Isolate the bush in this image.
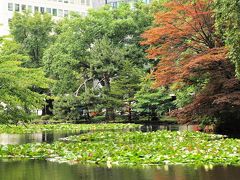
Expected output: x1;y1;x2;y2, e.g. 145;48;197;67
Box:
53;95;85;121
91;116;106;123
40;115;52;121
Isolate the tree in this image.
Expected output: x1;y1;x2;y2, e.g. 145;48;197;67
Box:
53;95;85;122
141;0;240;130
43;3;153;121
134;78;175;121
0;39;50;123
111;61;143;121
214;0;240;77
89;37;126;121
9;12;54;67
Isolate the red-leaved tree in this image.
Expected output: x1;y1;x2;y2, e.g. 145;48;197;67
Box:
141;0;240;132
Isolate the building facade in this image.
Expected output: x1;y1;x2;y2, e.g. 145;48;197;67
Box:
0;0;104;36
0;0;151;36
106;0;151;9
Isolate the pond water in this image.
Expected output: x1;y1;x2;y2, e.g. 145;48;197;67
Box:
0;124;200;145
0;159;239;180
0;130;86;145
0;125;239;180
140;124;197;132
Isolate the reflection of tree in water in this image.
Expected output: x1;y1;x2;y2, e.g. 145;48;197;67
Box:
0;160;240;180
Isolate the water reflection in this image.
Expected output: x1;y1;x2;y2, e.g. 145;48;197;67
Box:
0;128;139;145
0;125;208;145
140;124;199;132
0;131;84;145
0;159;239;180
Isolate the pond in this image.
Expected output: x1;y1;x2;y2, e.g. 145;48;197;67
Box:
0;130;85;145
0;124;202;145
0;124;239;180
0;159;239;180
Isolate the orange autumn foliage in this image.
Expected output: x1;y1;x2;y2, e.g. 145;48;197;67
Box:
141;0;240;125
141;0;225;86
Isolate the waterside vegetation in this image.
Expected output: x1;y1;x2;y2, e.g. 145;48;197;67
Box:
0;123;140;134
0;130;239;167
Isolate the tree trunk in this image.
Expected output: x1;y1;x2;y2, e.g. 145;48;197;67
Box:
128;101;132;122
85;107;91;122
104;74;115;122
42;99;53;116
150;106;159;121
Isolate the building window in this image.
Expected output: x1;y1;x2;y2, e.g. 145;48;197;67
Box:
34;6;39;12
21;4;26;11
64;10;69;17
15;4;20;11
143;0;149;4
64;0;69;3
28;5;32;13
40;7;45;13
8;3;13;11
69;0;74;3
110;2;118;8
46;8;52;14
58;0;63;2
81;0;85;5
52;9;57;16
86;0;90;6
58;9;63;17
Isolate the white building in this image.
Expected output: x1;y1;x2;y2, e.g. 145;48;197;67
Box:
106;0;151;9
0;0;105;36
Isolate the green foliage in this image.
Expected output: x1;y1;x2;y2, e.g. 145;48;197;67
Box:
110;61;143;115
85;3;152;44
1;129;239;166
172;86;195;108
111;61;143;101
199;116;218;129
149;0;170;13
43;4;153;120
134;78;175;119
9;12;54;67
91;116;106;123
0;123;140;134
214;0;240;77
88;37;126;118
43;43;80;94
53;95;85;121
90;37;125;84
0;39;50;123
172;79;207;109
43;3;152;93
40;115;52;121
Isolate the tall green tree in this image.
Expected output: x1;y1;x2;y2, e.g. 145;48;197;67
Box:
9;12;54;67
0;39;50;123
89;37;125;121
44;3;152;91
111;61;143;121
215;0;240;77
134;78;175;121
43;3;153;121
